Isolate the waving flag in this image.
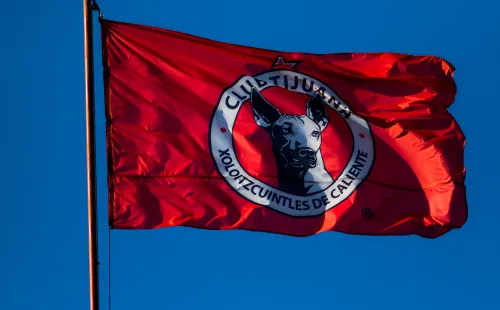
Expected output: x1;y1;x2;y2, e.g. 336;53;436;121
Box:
101;19;467;238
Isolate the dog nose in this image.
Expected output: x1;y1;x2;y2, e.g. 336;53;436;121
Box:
299;148;315;158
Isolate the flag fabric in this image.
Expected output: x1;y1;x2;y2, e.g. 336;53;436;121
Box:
101;19;467;238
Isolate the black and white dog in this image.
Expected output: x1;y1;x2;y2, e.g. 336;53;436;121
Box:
250;88;334;195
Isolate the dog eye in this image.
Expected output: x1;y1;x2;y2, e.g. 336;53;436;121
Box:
311;131;320;138
283;124;293;134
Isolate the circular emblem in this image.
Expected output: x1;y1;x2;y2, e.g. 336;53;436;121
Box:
209;59;374;217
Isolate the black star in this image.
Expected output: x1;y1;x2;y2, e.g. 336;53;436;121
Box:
272;56;301;68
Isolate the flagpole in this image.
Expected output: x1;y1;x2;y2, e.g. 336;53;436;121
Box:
84;0;100;309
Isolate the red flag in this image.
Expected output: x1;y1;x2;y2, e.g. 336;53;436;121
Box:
101;19;467;238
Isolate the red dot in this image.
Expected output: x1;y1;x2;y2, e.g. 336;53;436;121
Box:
359;133;365;138
220;128;227;133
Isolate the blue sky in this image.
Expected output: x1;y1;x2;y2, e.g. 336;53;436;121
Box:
2;0;499;309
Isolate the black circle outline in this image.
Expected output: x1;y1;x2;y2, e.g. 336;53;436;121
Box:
362;208;374;219
208;68;376;218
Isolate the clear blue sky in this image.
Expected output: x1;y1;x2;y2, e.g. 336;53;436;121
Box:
2;0;499;309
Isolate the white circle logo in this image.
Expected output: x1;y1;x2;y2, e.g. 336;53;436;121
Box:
210;59;374;217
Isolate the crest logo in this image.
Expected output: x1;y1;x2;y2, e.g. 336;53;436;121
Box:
209;56;375;217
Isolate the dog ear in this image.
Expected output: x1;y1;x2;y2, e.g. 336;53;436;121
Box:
250;88;281;128
306;93;329;131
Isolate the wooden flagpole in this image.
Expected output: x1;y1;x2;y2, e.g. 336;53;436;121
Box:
84;0;101;309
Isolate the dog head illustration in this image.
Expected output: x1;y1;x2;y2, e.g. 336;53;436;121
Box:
250;88;329;173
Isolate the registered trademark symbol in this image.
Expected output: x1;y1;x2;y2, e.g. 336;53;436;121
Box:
362;208;373;219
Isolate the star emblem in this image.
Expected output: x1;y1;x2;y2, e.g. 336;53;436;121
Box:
272;56;301;68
